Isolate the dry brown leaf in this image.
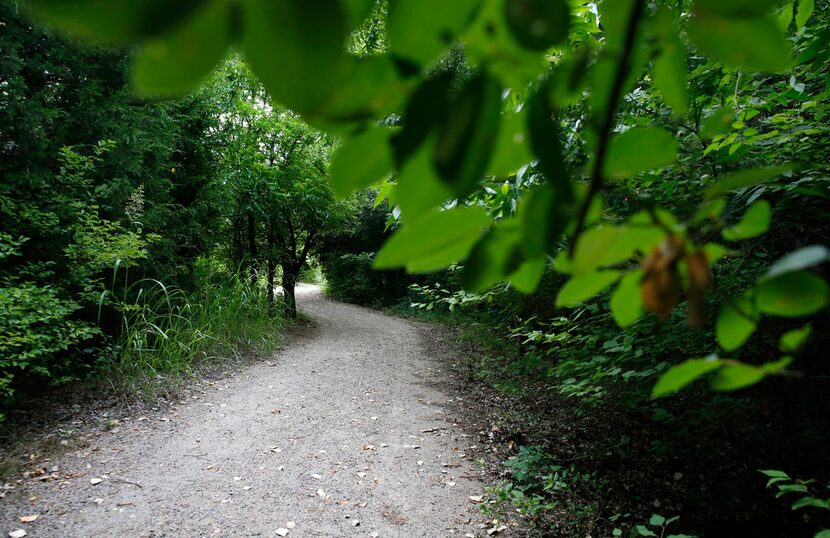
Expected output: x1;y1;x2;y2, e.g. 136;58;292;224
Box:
685;249;710;327
641;235;685;318
19;515;38;523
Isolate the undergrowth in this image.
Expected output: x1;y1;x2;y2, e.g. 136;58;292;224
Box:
101;262;285;395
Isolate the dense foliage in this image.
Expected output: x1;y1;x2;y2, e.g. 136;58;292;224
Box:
5;0;830;535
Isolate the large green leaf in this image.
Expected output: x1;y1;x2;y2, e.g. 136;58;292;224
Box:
374;206;491;272
706;164;793;197
555;270;621;308
329;128;395;198
241;0;350;116
503;0;570;51
652;358;722;398
28;0;208;43
610;270;644;328
518;185;572;258
650;7;688;115
756;271;829;317
716;298;758;351
395;137;453;220
462;221;524;292
507;256;546;293
570;224;663;276
319;56;408;126
133;0;231;97
391;73;454;167
603;127;678;179
387;0;481;67
688;10;792;72
434;73;502;196
487;109;534;177
710;362;765;391
722;200;771;241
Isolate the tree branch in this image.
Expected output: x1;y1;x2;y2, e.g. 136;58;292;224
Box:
569;0;646;255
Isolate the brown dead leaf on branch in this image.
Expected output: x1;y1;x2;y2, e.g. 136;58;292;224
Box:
641;235;710;326
686;248;710;327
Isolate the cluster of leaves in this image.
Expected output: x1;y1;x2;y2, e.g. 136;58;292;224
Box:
1;3;222;407
761;469;830;538
0;143;151;405
26;0;830;402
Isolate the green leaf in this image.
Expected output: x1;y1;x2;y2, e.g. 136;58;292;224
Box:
434;73;502;197
759;469;790;479
722;200;771;241
241;0;350;116
649;514;666;527
702;243;729;265
691;199;726;224
555;270;621;308
779;325;812;353
706;164;794;197
462;221;524;292
611;271;644;328
374;206;491;272
636;526;658;537
319;56;408;126
701;108;735;139
395;137;453;220
391;73;454;167
329;128;395;198
776;3;794;32
652;358;722;398
762;357;792;374
814;529;830;538
792;497;830;511
507;256;546;294
518;185;573;258
387;0;480;66
757;271;829;317
651;7;689;114
716;297;758;351
795;0;814;30
688;10;792;72
570;225;663;276
132;0;230;97
28;0;208;43
504;0;570;51
711;361;765;391
487;110;534;176
764;246;830;280
604;127;678;179
342;0;376;28
527;84;572;197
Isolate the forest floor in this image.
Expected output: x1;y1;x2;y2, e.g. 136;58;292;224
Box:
0;287;508;537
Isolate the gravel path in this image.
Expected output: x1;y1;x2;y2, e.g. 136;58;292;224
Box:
1;287;489;537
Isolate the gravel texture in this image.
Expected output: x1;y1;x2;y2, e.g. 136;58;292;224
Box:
1;286;489;537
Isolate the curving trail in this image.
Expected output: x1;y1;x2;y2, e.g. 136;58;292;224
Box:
1;287;488;537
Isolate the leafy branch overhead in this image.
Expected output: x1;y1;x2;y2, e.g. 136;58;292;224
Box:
26;0;830;397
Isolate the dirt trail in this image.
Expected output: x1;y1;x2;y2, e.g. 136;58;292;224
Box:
1;287;490;537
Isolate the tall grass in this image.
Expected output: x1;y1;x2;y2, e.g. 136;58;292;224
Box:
102;268;283;392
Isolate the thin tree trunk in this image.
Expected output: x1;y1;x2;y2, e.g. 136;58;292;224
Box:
281;268;297;320
247;212;257;286
267;223;275;304
235;213;244;274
